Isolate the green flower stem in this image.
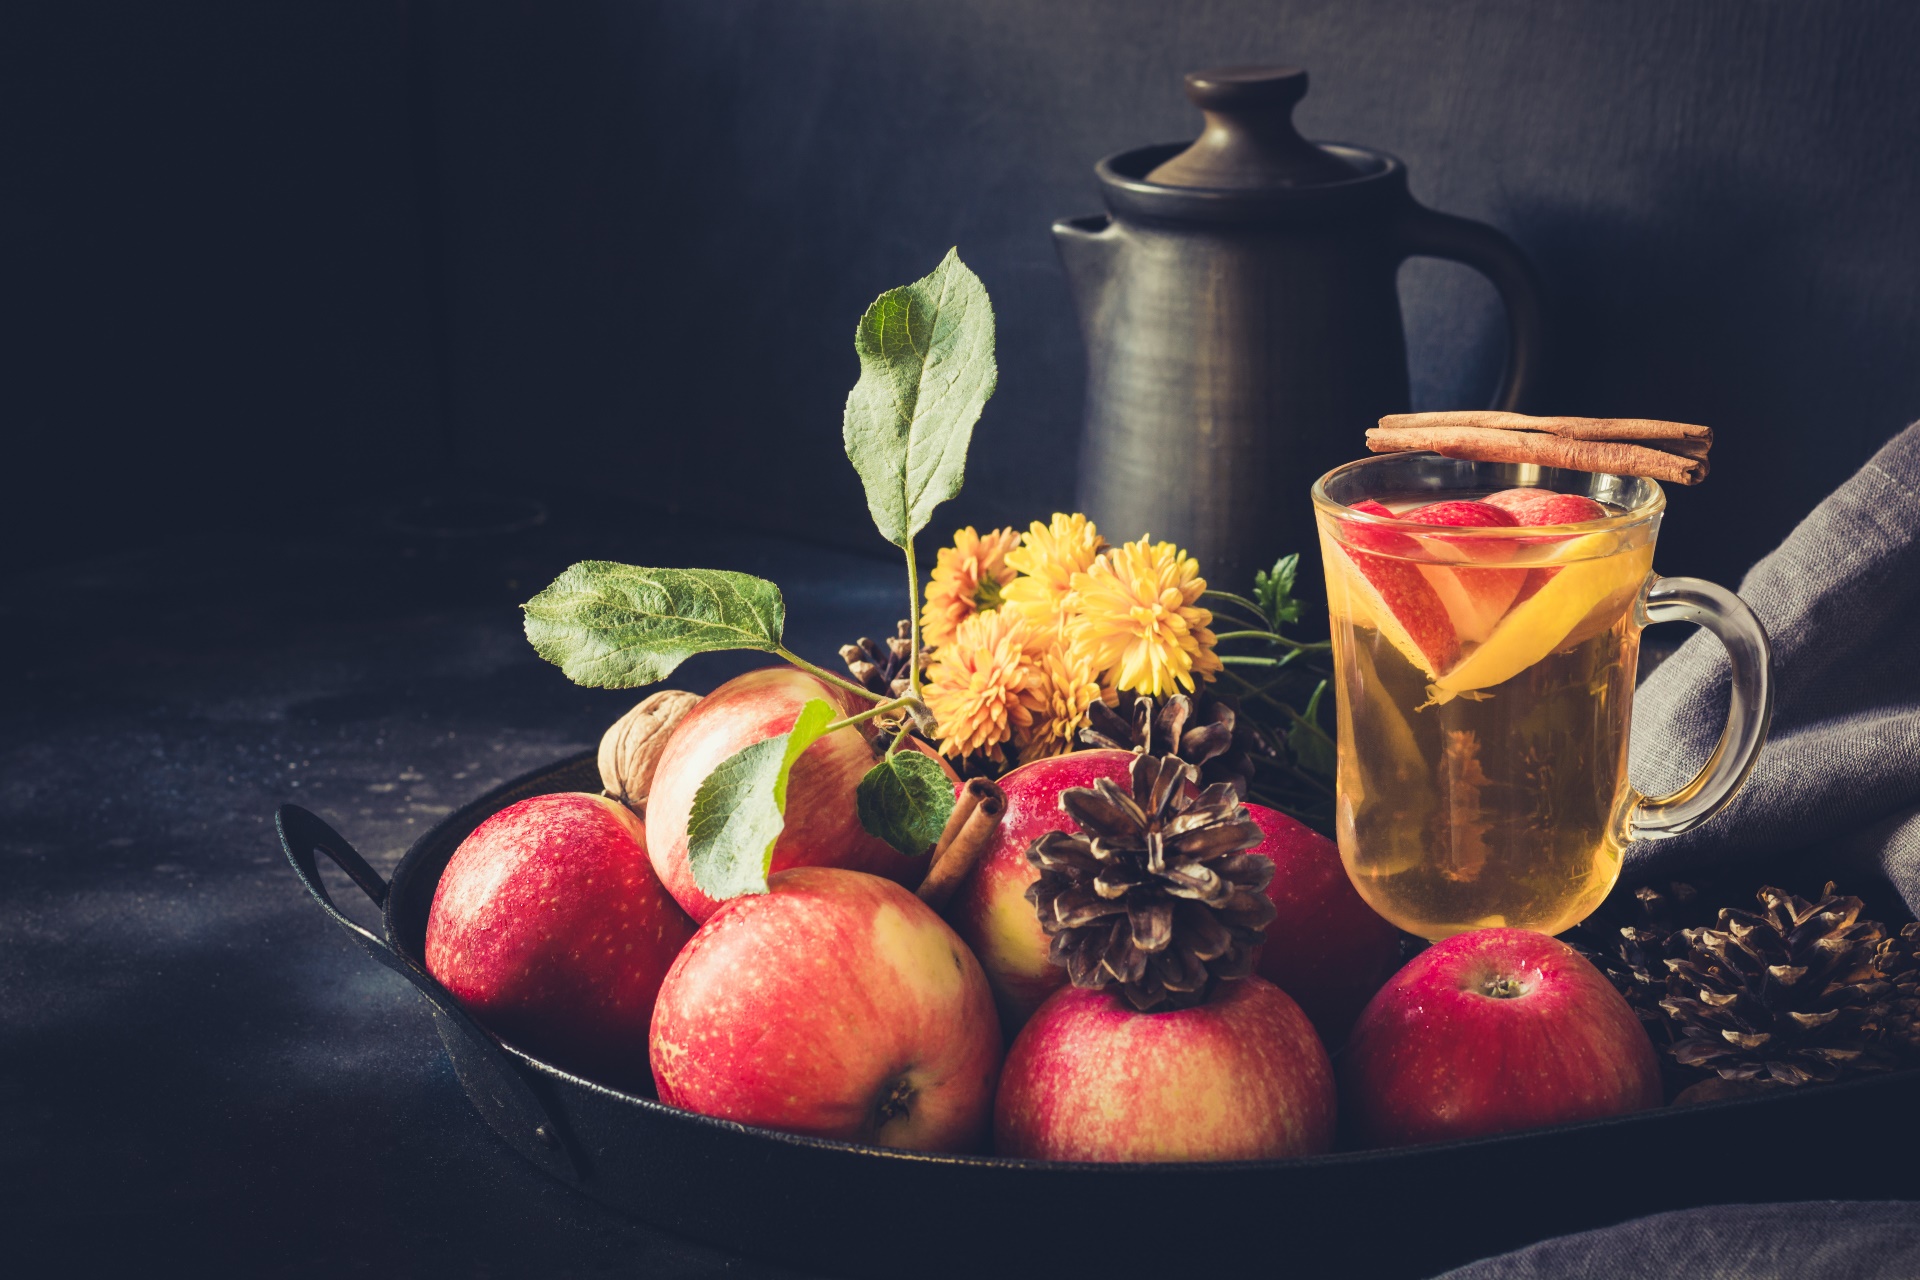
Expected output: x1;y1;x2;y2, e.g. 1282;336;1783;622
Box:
1221;665;1323;727
1222;666;1288;698
1202;589;1269;620
1211;629;1330;650
824;696;919;734
1206;609;1271;632
1221;667;1329;731
774;647;888;703
1249;751;1336;794
1228;669;1303;701
1220;654;1287;667
1218;637;1330;657
1213;633;1290;652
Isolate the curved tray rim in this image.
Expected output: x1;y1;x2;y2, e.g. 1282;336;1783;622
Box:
386;747;1920;1175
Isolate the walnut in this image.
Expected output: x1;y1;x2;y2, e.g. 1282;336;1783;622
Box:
598;690;702;815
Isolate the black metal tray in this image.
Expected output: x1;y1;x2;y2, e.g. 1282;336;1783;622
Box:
279;752;1920;1279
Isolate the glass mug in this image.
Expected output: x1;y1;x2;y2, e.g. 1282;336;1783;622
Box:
1311;454;1773;941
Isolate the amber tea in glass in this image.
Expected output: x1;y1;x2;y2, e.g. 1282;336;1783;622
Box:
1312;455;1772;941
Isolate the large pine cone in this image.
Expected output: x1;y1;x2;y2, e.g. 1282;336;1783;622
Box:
1878;922;1920;1060
1662;884;1895;1087
1025;752;1275;1012
1564;881;1711;1036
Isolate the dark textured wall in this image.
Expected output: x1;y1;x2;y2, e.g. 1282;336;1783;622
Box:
427;0;1920;591
6;2;442;567
11;1;1920;594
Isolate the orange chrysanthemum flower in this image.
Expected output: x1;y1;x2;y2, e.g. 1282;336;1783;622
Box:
921;526;1020;649
1066;536;1222;697
1018;639;1114;764
924;609;1047;764
1002;512;1107;639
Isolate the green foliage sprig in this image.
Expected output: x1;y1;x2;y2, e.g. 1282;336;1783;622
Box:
1204;554;1338;831
521;249;998;897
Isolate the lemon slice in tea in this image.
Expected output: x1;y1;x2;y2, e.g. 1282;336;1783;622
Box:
1429;535;1652;701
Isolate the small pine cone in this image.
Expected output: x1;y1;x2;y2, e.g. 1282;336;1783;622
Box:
1080;692;1257;797
1025;752;1275;1012
1564;881;1709;1034
1877;922;1920;1061
839;620;921;698
1661;883;1895;1087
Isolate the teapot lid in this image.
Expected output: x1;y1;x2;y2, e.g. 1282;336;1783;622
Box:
1145;66;1360;189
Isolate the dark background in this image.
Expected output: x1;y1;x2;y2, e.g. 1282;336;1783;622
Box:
6;2;1920;1276
11;0;1920;586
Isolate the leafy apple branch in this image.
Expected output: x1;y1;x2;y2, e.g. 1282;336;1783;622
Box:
520;249;998;899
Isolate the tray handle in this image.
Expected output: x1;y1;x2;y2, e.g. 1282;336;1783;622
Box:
276;805;579;1181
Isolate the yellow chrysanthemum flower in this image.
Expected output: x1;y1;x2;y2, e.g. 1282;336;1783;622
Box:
1001;512;1107;639
1018;639;1114;764
921;526;1020;649
924;609;1047;764
1067;536;1223;697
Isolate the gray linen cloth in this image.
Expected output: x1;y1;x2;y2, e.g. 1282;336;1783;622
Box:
1435;422;1920;1280
1440;1202;1920;1279
1629;419;1920;910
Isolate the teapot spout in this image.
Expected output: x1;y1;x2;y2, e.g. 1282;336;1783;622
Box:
1052;215;1121;310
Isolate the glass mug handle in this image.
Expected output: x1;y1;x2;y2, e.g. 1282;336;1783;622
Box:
1629;576;1775;839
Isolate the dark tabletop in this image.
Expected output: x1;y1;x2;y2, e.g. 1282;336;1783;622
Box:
0;492;886;1276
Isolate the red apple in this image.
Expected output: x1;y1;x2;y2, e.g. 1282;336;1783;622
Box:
1333;500;1460;674
1482;486;1549;517
1483;490;1614;605
426;792;695;1091
1245;803;1402;1046
1342;928;1662;1147
1484;488;1610;527
1403;499;1520;540
650;867;1002;1151
994;977;1336;1161
647;667;940;923
945;749;1139;1030
1402;500;1527;644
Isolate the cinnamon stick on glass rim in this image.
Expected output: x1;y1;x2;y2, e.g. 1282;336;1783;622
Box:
1368;411;1713;485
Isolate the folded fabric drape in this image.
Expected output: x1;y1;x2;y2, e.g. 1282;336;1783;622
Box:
1438;1200;1920;1279
1629;420;1920;912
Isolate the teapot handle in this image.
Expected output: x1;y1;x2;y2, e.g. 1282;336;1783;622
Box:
1395;204;1545;412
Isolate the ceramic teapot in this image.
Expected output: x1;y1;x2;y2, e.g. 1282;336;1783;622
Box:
1055;66;1544;588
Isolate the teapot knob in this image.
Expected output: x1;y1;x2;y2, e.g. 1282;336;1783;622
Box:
1146;66;1358;189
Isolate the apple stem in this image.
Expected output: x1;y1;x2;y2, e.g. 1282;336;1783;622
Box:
873;1077;917;1130
825;696;918;734
885;721;914;757
905;538;923;699
774;647;889;704
1481;975;1527;999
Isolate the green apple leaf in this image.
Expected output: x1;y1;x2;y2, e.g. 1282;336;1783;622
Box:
1287;677;1336;780
843;248;998;548
855;750;955;857
686;698;837;900
522;562;785;687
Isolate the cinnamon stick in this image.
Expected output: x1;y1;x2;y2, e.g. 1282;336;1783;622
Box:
916;778;1006;914
1367;423;1709;485
1378;411;1712;446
